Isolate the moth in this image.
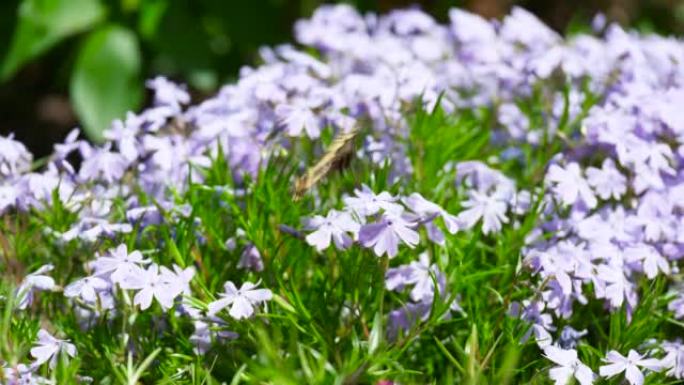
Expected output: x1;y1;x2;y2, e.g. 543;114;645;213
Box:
293;126;359;200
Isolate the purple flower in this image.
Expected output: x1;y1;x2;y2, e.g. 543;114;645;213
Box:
207;281;273;320
456;190;509;234
0;184;18;214
53;129;82;161
78;144;129;184
237;244;264;271
596;263;637;310
104;115;140;162
633;192;677;242
498;103;532;142
61;219;133;243
64;276;110;303
275;102;320;138
2;363;48;385
119;264;181;311
358;212;419;258
661;340;684;379
448;8;498;64
385;253;445;302
500;7;560;50
668;292;684;319
343;185;403;217
402;192;458;234
146;76;190;109
455;161;516;195
546;162;597;209
0;134;32;179
543;345;594;385
558;326;588;350
586;158;627;200
599;350;662;385
160;264;196;296
30;329;77;369
189;320;238;354
624;244;669;279
89;244;150;284
387;301;431;341
511;300;555;347
16;264;55;310
305;209;360;252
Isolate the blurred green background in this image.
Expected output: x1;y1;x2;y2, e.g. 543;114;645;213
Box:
1;0;683;157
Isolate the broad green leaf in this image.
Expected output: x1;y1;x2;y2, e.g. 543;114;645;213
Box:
1;0;106;80
70;25;142;141
137;0;168;39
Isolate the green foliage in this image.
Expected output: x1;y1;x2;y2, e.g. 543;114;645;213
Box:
70;24;142;142
8;97;681;384
0;0;105;80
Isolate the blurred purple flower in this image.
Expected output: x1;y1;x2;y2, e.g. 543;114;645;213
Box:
358;212;419;258
546;162;597;209
343;185;403;217
238;244;264;272
0;134;32;179
586;158;627;200
64;276;110;303
456;190;509;234
30;329;77;369
16;264;55;310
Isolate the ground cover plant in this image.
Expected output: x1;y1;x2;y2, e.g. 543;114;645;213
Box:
2;4;684;384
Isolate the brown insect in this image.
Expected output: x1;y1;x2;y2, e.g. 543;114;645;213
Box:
293;126;359;200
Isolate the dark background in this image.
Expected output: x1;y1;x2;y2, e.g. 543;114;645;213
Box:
2;0;683;158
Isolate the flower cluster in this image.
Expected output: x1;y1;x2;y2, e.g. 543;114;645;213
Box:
385;252;461;339
9;244;273;375
1;329;77;384
304;186;447;258
304;167;526;258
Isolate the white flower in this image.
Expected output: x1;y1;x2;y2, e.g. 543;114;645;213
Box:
30;329;77;369
599;349;662;385
207;281;273;320
544;345;594;385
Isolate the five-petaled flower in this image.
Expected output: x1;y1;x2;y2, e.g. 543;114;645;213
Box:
208;281;273;320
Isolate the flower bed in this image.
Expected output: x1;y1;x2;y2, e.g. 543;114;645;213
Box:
2;5;684;384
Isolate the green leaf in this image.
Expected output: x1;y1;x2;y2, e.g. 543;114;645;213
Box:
1;0;106;80
368;311;383;354
137;0;168;39
70;25;142;141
